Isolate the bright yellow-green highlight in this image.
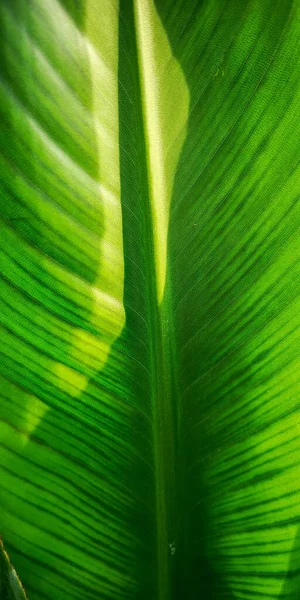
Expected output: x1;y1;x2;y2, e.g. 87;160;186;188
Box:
49;0;125;397
134;0;190;303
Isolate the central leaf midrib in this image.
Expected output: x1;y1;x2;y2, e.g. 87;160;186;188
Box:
131;2;179;599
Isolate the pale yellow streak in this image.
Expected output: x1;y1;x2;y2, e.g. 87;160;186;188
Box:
50;0;125;396
134;0;189;302
85;0;124;305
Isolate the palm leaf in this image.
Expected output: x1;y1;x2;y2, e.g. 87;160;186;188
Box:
0;1;299;599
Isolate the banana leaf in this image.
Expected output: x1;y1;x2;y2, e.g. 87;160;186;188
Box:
0;0;300;599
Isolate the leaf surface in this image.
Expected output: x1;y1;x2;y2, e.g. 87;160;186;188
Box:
0;539;27;600
0;1;300;599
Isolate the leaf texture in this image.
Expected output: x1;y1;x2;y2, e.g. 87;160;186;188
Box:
0;1;300;599
0;539;27;600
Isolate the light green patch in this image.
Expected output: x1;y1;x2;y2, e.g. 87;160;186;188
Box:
134;0;189;302
46;0;126;397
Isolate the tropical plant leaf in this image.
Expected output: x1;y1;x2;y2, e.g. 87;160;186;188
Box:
0;1;300;599
0;539;27;600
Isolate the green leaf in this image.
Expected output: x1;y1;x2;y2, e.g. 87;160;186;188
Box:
0;1;300;599
0;539;27;600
